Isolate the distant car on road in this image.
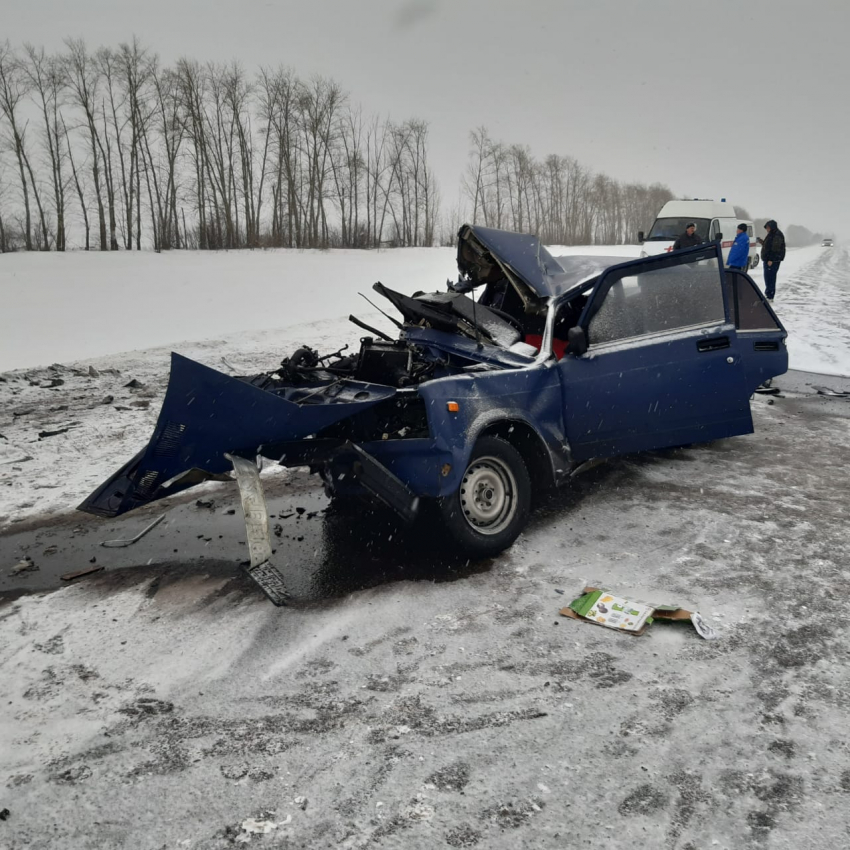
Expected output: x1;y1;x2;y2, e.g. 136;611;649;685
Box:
822;238;834;247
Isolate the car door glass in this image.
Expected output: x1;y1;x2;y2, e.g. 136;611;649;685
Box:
588;255;725;346
726;272;781;330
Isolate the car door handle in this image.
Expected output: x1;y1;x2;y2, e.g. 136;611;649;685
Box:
697;336;730;352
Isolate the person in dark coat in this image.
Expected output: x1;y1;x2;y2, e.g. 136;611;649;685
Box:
756;220;785;301
727;223;751;271
673;223;703;250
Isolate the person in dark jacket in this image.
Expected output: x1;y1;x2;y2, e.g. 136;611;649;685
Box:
727;223;751;271
673;223;703;250
756;219;785;301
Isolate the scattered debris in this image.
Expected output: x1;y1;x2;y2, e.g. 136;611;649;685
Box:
42;377;65;388
101;514;165;548
11;557;38;576
42;545;58;556
38;423;80;440
0;808;9;821
560;587;718;639
130;400;150;409
240;816;288;836
101;395;114;405
60;565;105;582
294;796;308;810
812;385;850;398
0;455;32;466
124;378;146;389
755;386;782;395
195;499;216;510
88;365;100;378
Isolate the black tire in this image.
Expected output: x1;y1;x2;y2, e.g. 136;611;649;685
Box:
438;436;531;558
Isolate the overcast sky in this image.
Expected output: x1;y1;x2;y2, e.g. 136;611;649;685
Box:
4;0;848;238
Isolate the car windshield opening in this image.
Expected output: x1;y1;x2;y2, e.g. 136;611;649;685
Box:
646;218;711;242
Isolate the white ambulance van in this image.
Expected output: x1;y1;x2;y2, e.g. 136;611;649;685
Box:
639;199;759;269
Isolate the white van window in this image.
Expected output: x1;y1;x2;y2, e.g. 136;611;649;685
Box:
646;217;710;242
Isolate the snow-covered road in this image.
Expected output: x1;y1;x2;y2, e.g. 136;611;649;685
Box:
774;244;850;376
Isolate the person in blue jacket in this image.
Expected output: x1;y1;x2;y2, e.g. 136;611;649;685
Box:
727;223;750;271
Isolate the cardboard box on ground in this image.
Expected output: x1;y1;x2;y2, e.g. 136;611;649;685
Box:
560;587;718;639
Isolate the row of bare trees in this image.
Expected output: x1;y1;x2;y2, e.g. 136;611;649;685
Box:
459;127;675;245
0;38;438;252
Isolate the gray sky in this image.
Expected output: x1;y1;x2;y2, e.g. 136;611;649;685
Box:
5;0;848;237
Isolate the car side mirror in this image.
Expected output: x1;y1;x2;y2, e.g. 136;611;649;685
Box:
567;326;588;356
637;231;645;243
715;232;723;242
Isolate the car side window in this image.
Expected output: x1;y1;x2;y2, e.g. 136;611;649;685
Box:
588;254;726;347
724;272;781;331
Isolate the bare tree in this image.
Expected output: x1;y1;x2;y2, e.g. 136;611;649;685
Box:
22;44;69;250
64;39;109;249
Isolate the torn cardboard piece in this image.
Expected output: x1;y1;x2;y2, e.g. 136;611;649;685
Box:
560;587;717;640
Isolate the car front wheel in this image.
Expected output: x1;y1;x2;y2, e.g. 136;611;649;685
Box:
438;436;531;558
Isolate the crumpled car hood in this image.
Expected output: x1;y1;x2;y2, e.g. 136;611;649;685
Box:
78;353;397;518
457;224;625;300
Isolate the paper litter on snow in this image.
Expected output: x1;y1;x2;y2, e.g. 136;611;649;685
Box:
560;587;718;639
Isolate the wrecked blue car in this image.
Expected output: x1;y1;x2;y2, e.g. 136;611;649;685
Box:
80;225;788;604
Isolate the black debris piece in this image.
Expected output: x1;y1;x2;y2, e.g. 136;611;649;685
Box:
38;423;80;439
295;507;306;515
0;808;9;821
273;524;283;538
60;566;105;582
195;499;216;510
124;378;146;389
101;395;114;405
88;366;100;378
12;409;34;418
225;508;236;515
43;378;65;388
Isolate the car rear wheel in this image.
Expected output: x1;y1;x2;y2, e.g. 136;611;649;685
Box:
438;436;531;558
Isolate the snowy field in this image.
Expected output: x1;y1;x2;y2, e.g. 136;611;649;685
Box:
0;243;845;374
2;243;850;848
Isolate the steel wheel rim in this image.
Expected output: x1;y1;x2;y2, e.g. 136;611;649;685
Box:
458;455;517;535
